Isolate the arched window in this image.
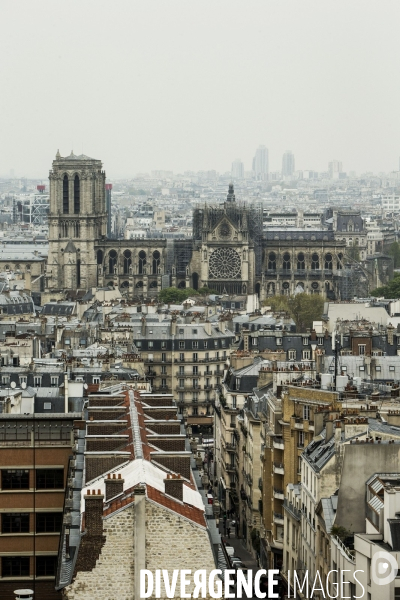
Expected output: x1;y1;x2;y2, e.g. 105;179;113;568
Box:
108;250;117;274
268;252;276;270
120;281;129;289
192;272;199;290
123;250;132;274
76;259;81;287
152;250;160;274
63;175;69;214
283;252;291;271
282;281;290;295
311;253;319;270
97;250;103;265
74;175;80;214
138;250;146;274
297;252;305;270
136;281;143;288
324;253;333;270
149;280;158;288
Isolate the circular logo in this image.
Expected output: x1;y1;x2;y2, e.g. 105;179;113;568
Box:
371;551;398;586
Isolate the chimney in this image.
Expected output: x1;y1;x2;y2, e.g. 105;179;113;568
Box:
204;321;212;336
171;316;177;336
326;420;334;442
164;474;184;502
105;473;124;501
84;489;104;535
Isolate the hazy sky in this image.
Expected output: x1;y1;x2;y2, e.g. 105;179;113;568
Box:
1;1;400;178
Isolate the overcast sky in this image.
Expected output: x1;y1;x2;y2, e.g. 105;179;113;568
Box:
1;1;400;178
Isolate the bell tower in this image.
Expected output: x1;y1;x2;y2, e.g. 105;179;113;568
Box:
47;151;107;290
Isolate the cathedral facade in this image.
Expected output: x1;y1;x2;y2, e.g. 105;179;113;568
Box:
46;152;348;300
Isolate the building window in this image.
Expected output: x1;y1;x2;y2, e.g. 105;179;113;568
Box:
138;250;147;274
298;431;305;448
317;337;324;346
74;175;80;213
302;337;309;346
136;341;142;348
36;469;64;490
358;344;366;355
390;366;395;372
179;353;185;362
192;329;198;335
376;366;381;372
311;253;319;269
2;470;29;490
161;378;167;388
36;513;62;533
161;365;167;375
63;175;69;213
50;376;58;387
161;341;167;349
19;375;27;386
192;366;198;375
193;353;198;362
359;366;365;371
178;392;184;402
204;341;208;349
282;252;291;270
2;556;30;577
302;350;311;360
192;407;198;415
93;376;100;384
276;337;282;346
179;379;185;389
192;341;198;349
193;379;199;389
34;376;42;387
232;396;237;409
2;513;29;533
252;337;258;346
179;341;185;349
36;556;57;577
193;392;198;402
303;405;310;420
214;340;219;348
148;341;154;348
268;252;276;270
161;352;166;362
288;349;296;360
1;375;9;385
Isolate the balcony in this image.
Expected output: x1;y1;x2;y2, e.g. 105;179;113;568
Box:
273;462;284;475
225;462;236;473
273;511;284;524
225;442;236;451
273;437;284;450
274;488;284;500
283;498;301;521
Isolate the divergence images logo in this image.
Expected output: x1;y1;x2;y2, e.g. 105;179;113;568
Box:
371;551;398;586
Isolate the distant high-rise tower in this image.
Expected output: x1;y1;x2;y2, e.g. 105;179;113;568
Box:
282;151;295;178
328;160;343;179
231;159;244;179
252;145;269;179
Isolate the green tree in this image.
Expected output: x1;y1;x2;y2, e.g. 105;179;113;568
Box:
266;293;324;331
197;286;217;295
388;241;400;268
371;272;400;298
158;286;199;304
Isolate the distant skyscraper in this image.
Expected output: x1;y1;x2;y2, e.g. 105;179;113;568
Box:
231;159;244;179
328;160;343;179
252;145;269;179
282;151;295;177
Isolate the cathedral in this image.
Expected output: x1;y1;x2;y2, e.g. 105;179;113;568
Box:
46;152;348;300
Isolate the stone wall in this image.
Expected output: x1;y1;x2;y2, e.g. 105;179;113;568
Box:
63;505;135;600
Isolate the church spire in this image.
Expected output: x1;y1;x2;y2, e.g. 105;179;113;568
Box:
226;183;235;203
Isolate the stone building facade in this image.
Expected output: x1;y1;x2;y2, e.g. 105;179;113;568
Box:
46;152;352;300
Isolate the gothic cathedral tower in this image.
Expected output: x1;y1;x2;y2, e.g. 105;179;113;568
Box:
47;151;107;290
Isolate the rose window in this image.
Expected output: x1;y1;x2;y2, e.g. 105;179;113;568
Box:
209;248;241;279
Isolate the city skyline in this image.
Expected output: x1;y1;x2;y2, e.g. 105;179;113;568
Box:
1;1;400;178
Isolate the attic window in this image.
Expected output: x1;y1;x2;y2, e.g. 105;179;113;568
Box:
43;402;52;410
192;329;197;335
179;329;184;335
390;366;395;371
376;366;381;371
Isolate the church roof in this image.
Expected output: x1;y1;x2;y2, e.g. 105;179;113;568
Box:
61;151;95;161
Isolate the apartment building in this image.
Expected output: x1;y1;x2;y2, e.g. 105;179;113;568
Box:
130;314;234;420
0;412;81;600
262;385;338;571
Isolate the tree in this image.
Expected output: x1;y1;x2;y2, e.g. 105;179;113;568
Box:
371;272;400;298
197;286;217;295
388;241;400;268
266;293;324;331
158;286;199;304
